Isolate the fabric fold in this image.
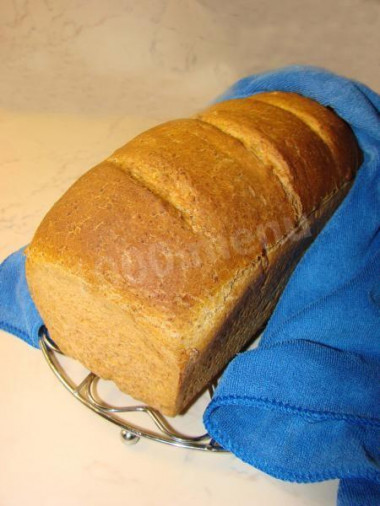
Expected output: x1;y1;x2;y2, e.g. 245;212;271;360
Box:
204;340;380;483
0;247;43;348
203;65;380;505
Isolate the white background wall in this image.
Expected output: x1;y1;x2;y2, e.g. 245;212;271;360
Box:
1;0;380;120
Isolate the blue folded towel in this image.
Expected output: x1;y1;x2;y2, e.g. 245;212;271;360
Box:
0;65;379;505
203;66;380;505
0;246;43;348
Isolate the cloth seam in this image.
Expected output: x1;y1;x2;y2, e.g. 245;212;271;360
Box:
207;395;380;427
206;420;380;484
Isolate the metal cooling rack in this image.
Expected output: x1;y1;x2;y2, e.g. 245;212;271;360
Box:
39;329;227;452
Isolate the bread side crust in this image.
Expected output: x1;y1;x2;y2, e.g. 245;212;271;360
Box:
177;179;353;413
25;256;186;414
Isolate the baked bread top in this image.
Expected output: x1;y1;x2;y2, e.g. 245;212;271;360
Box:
26;92;360;354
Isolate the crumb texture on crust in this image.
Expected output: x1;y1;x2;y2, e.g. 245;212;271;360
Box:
25;91;361;415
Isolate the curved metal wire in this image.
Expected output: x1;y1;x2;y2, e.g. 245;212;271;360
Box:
39;330;227;452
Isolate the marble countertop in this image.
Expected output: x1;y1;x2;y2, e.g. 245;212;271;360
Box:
2;1;380;504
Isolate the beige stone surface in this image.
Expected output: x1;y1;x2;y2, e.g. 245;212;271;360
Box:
1;0;380;120
1;1;379;505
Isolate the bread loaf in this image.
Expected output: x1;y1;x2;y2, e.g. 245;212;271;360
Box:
25;92;361;416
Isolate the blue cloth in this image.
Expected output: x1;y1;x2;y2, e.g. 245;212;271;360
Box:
203;66;380;506
0;65;379;505
0;246;43;348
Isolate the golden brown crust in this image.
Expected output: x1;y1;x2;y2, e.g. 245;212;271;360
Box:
108;117;297;249
25;91;361;415
194;95;353;215
28;118;298;339
250;91;361;181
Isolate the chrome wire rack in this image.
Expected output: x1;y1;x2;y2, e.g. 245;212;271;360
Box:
39;329;227;452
